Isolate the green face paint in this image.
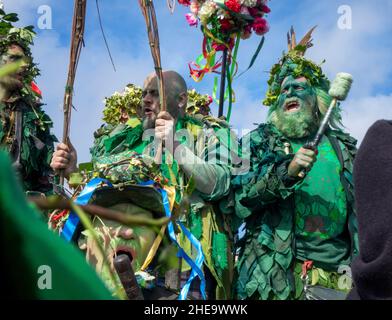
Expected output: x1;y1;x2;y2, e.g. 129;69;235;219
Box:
79;204;157;294
0;44;29;91
269;75;319;139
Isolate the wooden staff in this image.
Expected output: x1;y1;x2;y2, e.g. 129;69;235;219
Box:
138;0;166;112
138;0;167;164
60;0;87;186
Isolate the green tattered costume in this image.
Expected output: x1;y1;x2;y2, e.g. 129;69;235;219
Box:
0;10;57;194
226;28;359;300
0;92;56;194
231;124;358;299
0;150;113;299
88;114;235;299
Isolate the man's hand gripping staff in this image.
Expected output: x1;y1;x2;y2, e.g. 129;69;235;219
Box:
289;73;354;178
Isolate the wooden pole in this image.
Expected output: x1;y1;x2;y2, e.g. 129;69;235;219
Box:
60;0;87;186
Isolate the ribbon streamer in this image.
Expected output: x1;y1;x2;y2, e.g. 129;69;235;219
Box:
61;177;112;242
158;187;206;300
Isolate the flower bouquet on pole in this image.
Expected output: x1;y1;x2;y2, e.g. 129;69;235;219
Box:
178;0;271;121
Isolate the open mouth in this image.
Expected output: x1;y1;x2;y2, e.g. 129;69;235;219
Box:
113;246;135;263
144;107;154;116
284;100;300;113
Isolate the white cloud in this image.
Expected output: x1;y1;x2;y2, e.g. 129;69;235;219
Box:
343;94;392;146
3;0;392;161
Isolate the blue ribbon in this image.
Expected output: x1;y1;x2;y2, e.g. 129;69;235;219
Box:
157;187;206;300
61;178;112;242
61;177;206;299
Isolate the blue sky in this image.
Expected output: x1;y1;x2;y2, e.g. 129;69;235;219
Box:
5;0;392;162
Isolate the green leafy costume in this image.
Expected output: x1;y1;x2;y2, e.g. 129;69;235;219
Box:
227;27;359;300
72;87;236;299
231;124;358;299
0;92;56;194
0;10;56;194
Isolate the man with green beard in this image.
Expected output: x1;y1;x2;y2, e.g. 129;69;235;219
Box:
229;27;359;300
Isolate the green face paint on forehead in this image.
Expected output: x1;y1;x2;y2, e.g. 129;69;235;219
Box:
277;76;315;109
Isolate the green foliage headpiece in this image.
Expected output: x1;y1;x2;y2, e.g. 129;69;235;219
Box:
102;84;213;125
0;9;40;81
263;26;330;107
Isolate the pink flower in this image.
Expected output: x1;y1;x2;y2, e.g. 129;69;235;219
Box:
185;13;198;27
178;0;191;6
225;0;241;13
190;1;199;14
252;17;269;35
240;7;250;15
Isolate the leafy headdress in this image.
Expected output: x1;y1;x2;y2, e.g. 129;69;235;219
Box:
0;8;40;84
101;84;213;126
264;26;343;129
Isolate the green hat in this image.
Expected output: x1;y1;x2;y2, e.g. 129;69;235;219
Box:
263;26;330;107
89;185;166;218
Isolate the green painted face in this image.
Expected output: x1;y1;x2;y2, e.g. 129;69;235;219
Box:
269;75;319;139
0;44;29;91
79;203;157;294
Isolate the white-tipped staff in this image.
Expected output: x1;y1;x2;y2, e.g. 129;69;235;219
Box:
298;72;353;178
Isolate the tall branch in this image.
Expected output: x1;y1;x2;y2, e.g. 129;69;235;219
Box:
138;0;166;112
60;0;87;186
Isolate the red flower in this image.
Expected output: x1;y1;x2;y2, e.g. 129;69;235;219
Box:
31;81;42;97
220;18;232;32
248;7;261;17
225;0;241;13
252;17;269;35
261;4;271;13
212;37;235;51
178;0;191;6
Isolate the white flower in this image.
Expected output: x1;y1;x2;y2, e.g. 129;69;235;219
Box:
198;1;217;25
238;0;258;7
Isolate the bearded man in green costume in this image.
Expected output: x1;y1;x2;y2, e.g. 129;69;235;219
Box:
0;10;56;195
229;28;359;300
51;71;237;300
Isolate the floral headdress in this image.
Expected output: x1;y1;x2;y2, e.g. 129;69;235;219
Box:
263;26;330;107
102;84;213;125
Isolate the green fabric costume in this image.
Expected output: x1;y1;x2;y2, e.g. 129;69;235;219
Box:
0;93;57;194
0;10;57;194
230;123;358;300
0;150;113;299
87;114;235;299
226;27;359;300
